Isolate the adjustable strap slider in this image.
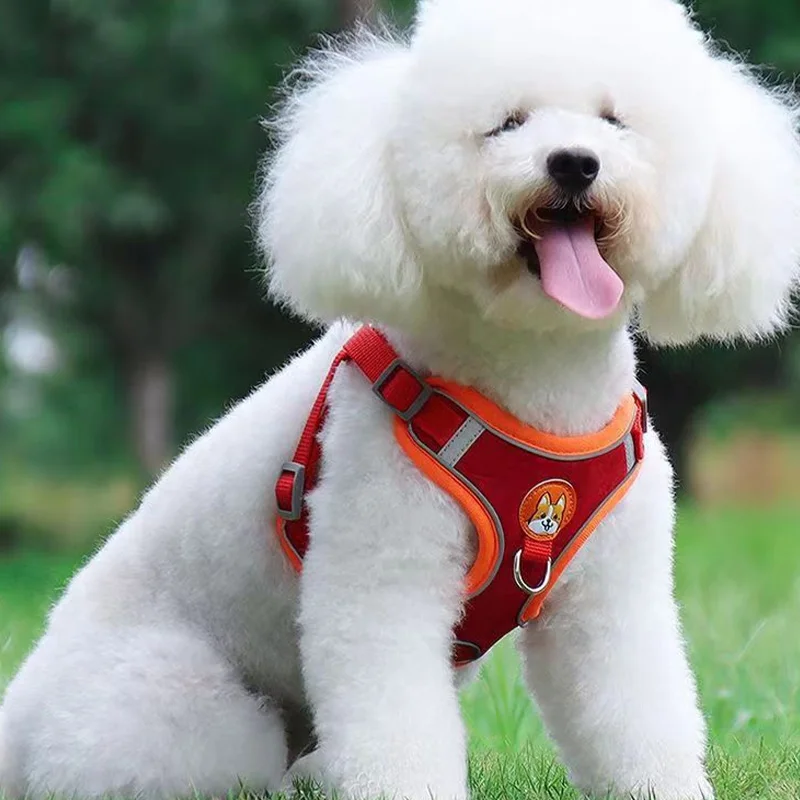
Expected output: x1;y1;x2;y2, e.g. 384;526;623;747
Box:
276;462;306;521
371;358;433;421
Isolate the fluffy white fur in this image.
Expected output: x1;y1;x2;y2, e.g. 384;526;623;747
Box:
2;0;800;798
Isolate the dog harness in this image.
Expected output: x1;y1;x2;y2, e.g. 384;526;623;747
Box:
275;326;647;666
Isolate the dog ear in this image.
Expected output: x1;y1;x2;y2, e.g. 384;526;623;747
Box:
555;494;566;512
538;493;552;511
639;58;800;345
257;33;419;324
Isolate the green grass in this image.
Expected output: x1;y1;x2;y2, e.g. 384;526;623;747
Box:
1;504;799;798
0;550;84;677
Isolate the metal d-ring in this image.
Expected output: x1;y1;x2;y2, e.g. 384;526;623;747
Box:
513;550;552;595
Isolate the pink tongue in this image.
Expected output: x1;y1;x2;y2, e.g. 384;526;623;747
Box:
533;216;623;319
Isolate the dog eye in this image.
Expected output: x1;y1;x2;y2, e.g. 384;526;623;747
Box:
601;112;626;129
487;111;528;137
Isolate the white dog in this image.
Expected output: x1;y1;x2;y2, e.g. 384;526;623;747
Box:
2;0;799;798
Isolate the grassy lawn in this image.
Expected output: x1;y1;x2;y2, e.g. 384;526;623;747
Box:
1;505;799;799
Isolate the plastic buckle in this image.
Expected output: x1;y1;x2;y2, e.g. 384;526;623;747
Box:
276;462;306;521
372;359;433;421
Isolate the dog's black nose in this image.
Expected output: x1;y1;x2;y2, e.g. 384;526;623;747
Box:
547;148;601;192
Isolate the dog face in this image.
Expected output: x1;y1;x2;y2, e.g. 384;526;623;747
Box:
261;0;800;344
527;492;566;537
391;0;716;333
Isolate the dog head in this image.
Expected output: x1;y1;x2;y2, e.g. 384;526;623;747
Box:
259;0;800;344
527;491;566;537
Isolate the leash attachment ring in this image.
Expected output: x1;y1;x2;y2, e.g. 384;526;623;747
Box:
513;550;552;596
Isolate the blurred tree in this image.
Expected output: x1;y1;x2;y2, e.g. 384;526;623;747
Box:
638;341;789;492
0;0;328;475
693;0;800;73
340;0;378;27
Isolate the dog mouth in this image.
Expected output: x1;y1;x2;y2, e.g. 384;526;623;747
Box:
515;207;600;276
513;205;624;320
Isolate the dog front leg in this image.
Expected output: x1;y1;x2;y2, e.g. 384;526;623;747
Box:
295;526;469;800
519;455;713;799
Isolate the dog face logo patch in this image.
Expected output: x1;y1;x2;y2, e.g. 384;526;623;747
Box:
519;480;577;540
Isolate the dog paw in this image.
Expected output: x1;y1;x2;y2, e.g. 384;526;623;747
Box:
281;750;333;795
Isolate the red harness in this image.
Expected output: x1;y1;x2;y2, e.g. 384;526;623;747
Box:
275;326;647;666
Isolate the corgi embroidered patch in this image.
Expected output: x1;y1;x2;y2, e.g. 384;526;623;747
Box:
519;480;577;541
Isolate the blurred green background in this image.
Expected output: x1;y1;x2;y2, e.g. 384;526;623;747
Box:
1;2;800;796
2;0;800;546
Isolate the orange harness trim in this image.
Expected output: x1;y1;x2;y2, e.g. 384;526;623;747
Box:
275;326;647;666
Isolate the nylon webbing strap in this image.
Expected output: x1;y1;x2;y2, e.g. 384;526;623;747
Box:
275;327;431;521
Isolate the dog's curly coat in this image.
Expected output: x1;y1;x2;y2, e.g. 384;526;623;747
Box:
2;0;800;798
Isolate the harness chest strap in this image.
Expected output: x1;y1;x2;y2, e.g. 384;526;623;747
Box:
275;326;647;666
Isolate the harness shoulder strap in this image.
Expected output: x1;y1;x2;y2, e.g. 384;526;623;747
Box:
275;327;428;562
